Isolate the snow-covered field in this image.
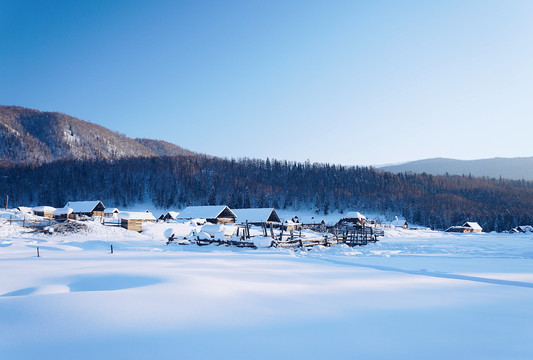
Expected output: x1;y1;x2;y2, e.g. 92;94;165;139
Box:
1;218;533;359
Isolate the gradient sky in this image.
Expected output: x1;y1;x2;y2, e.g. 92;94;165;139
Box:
1;0;533;165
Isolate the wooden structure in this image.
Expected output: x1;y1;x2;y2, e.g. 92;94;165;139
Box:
161;211;180;222
118;211;156;232
338;211;366;226
53;207;73;220
65;201;106;218
16;206;33;215
232;208;281;226
392;218;409;229
462;222;483;233
446;222;483;233
176;205;236;224
104;208;119;218
516;225;533;233
33;206;56;218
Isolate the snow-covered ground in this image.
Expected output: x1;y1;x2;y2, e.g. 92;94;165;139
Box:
1;217;533;359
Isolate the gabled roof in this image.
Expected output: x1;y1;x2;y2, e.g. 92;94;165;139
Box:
166;211;180;219
177;205;236;220
33;206;56;212
54;207;73;215
343;211;366;220
463;222;482;231
104;208;119;214
391;219;408;226
233;208;281;223
17;206;33;214
118;211;156;221
65;201;105;213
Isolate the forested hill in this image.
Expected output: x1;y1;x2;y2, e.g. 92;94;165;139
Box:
0;106;195;164
1;156;533;232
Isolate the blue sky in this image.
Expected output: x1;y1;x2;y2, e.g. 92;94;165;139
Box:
1;0;533;165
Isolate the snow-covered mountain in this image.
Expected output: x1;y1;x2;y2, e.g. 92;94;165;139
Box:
380;157;533;181
0;106;195;164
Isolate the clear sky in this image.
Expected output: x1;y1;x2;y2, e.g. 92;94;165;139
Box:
1;0;533;166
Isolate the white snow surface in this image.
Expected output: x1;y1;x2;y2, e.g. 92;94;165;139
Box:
1;220;533;359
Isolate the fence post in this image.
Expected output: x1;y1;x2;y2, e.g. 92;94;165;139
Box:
37;247;40;257
110;245;113;254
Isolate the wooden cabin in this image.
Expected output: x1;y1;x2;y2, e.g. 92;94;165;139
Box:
33;206;56;218
104;208;120;219
53;207;73;220
517;225;533;233
392;218;409;229
16;206;33;215
446;222;483;233
282;219;302;232
65;201;106;218
463;222;483;233
118;211;157;232
161;211;180;222
176;205;236;224
339;211;366;226
232;208;281;226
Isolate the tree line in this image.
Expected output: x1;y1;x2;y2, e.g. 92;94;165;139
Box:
1;155;533;232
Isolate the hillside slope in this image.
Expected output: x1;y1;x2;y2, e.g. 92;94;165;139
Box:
135;138;196;157
0;106;196;164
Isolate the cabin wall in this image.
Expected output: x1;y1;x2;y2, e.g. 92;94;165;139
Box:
121;219;143;232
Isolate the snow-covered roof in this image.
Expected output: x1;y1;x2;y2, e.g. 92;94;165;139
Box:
392;219;408;226
66;201;104;213
118;211;156;221
33;206;57;212
17;206;33;214
166;211;180;219
517;225;533;232
463;222;482;231
343;211;366;220
232;208;280;223
54;207;73;215
104;208;119;214
177;206;236;220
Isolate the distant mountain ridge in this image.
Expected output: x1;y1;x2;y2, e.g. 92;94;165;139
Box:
0;106;195;164
380;157;533;181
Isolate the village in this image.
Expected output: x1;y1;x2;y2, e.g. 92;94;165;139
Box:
2;199;524;252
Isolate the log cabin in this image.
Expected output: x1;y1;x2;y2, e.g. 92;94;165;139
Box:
176;205;236;224
65;201;106;218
